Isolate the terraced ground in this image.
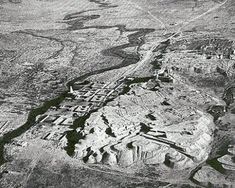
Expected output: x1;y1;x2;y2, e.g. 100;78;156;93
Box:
0;0;234;187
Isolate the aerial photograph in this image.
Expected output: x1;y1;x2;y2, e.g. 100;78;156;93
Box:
0;0;234;187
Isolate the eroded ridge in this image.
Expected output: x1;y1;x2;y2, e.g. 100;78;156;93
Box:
26;66;215;174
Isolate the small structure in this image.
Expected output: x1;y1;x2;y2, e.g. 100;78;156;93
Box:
42;115;58;123
97;89;112;96
92;82;106;89
0;121;8;131
42;132;65;141
61;117;73;126
156;68;173;83
145;79;160;90
74;105;91;114
69;86;74;94
53;116;66;125
90;95;105;103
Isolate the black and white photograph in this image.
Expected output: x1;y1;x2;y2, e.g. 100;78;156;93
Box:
0;0;234;187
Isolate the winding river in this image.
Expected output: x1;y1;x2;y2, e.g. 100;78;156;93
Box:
0;0;156;166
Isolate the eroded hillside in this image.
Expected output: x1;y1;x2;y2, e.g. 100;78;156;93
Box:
0;0;234;187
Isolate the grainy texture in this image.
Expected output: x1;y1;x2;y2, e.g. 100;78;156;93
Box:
0;0;234;187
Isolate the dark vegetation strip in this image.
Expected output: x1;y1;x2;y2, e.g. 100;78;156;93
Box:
189;72;234;186
0;0;156;167
71;77;155;162
0;92;68;166
65;76;155;157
